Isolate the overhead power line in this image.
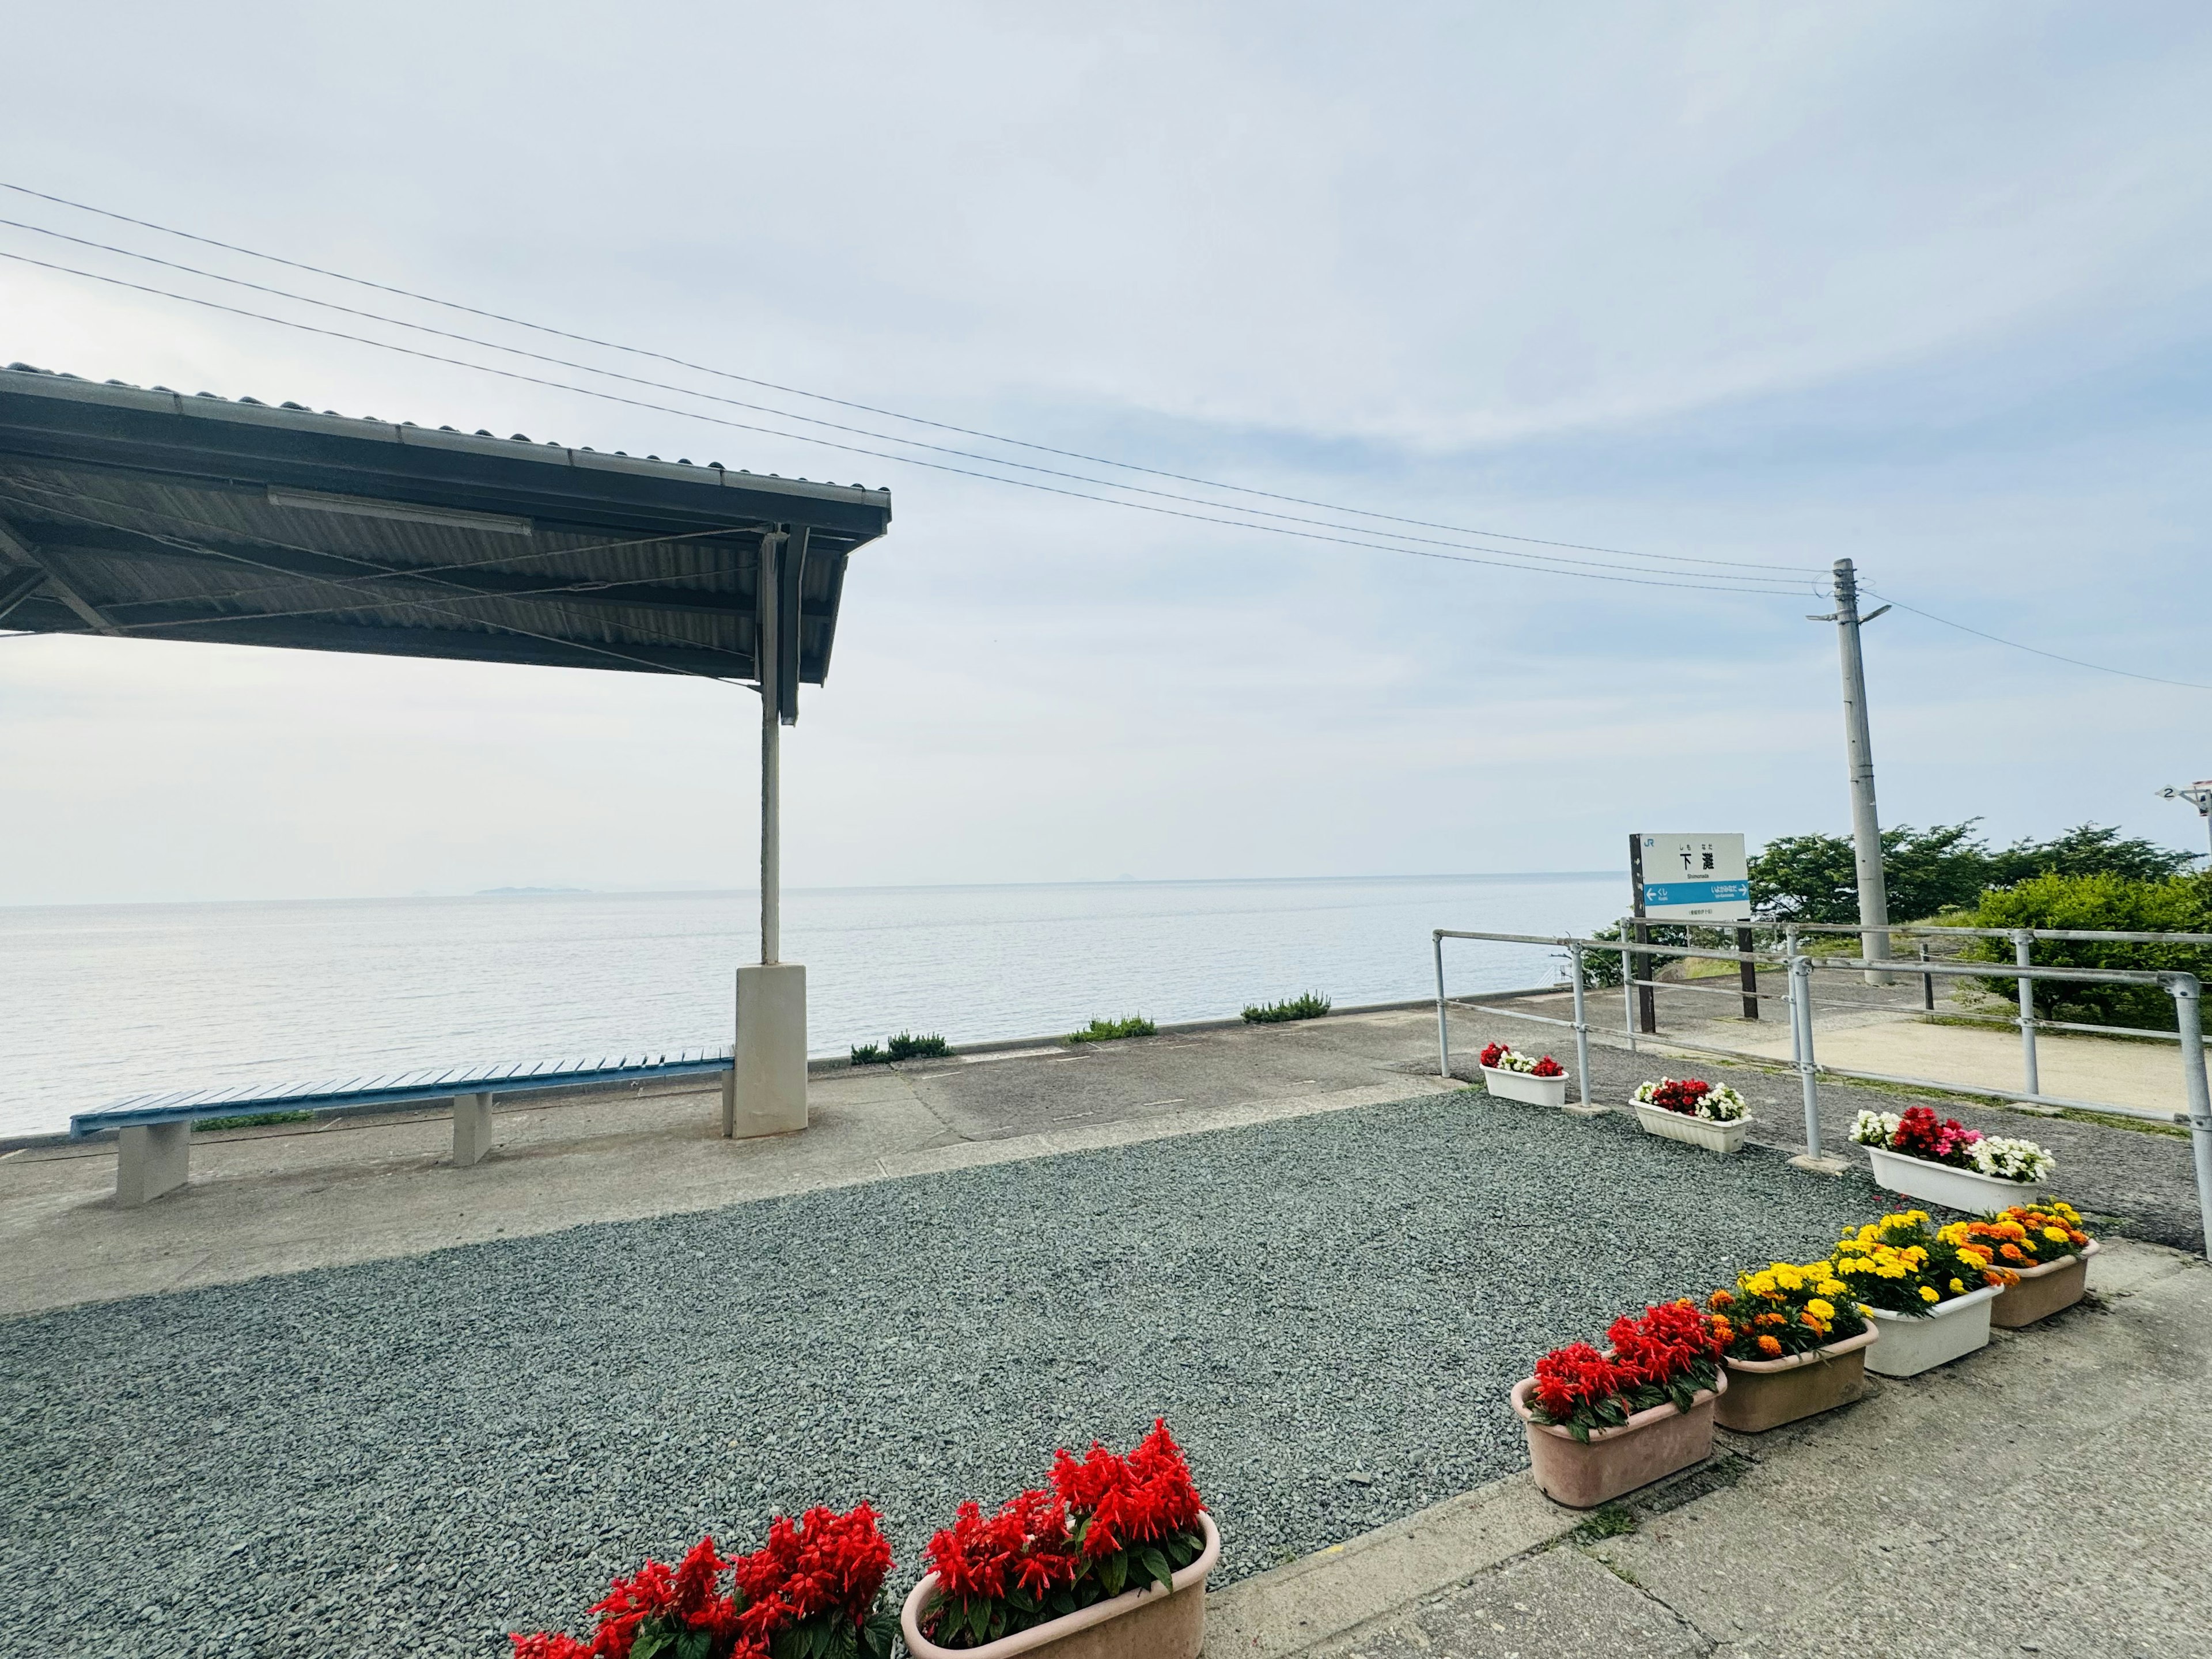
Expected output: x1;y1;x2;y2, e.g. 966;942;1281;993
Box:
0;214;1818;582
0;247;1819;597
0;179;1823;581
1861;587;2212;693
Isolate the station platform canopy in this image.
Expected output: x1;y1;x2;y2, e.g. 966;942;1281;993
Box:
0;364;892;713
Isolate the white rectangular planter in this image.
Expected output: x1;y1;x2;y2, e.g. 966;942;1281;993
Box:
1480;1065;1570;1108
1863;1282;2002;1377
1864;1145;2048;1213
1634;1104;1752;1155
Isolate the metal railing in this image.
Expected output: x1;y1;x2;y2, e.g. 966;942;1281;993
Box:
1431;927;2212;1255
1613;916;2212;1101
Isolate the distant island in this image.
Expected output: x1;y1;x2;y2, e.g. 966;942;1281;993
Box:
474;886;591;896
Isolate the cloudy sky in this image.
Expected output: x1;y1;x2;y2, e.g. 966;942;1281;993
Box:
3;2;2210;904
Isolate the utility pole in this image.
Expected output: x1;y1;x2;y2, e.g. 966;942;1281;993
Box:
2157;781;2212;865
1811;559;1893;982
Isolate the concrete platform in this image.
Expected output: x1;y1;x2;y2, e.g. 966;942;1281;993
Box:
0;1004;1460;1316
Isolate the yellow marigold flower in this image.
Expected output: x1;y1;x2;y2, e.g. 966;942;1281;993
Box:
1949;1278;1965;1294
1919;1285;1940;1302
1805;1299;1835;1321
2043;1226;2069;1244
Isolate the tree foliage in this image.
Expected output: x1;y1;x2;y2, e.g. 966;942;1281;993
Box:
1748;821;2198;925
1963;871;2212;1031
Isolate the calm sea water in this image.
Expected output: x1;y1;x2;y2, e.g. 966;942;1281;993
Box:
0;873;1620;1138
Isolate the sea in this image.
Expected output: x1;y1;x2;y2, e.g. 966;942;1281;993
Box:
0;872;1623;1139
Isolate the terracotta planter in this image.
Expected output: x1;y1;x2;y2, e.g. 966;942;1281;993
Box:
1864;1145;2048;1212
1508;1373;1725;1509
1714;1327;1877;1432
1480;1065;1570;1108
1633;1104;1753;1155
1863;1282;2003;1377
1991;1238;2100;1328
900;1510;1219;1659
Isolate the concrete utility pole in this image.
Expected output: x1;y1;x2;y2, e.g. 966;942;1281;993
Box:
2158;781;2212;865
1815;559;1892;982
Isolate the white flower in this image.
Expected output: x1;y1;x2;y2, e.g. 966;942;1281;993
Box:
1849;1110;1900;1148
1698;1083;1748;1122
1968;1137;2055;1183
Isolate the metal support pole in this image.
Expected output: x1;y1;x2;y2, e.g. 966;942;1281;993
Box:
1736;925;1759;1020
1570;942;1593;1106
1792;955;1823;1156
1828;558;1892;983
758;531;782;965
2171;976;2212;1257
1620;945;1638;1055
1919;943;1934;1012
2015;929;2039;1099
1434;933;1451;1080
1634;918;1657;1034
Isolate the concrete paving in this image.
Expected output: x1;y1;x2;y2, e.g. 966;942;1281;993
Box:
1211;1238;2211;1659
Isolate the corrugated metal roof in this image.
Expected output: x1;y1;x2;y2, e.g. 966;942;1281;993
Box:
0;365;890;686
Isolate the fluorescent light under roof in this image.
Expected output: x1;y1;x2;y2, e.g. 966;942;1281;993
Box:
266;487;533;536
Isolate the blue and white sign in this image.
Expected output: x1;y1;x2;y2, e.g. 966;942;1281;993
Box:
1634;833;1751;923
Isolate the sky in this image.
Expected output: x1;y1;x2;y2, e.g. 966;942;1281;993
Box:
3;1;2210;904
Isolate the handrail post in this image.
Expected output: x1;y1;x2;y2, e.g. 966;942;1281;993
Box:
1569;941;1593;1107
1433;931;1451;1080
2172;975;2212;1257
1919;942;1934;1012
1792;955;1823;1156
2016;929;2040;1098
1785;925;1804;1075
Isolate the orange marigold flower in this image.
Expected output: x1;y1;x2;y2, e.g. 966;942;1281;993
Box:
1756;1335;1783;1357
1999;1243;2027;1263
1709;1290;1736;1310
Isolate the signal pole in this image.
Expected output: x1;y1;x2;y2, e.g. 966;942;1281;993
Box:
1812;559;1893;981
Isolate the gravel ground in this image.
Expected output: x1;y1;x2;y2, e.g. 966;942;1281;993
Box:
5;1092;1891;1657
1450;1024;2208;1252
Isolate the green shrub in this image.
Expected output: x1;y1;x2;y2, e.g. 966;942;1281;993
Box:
884;1031;950;1060
1068;1015;1156;1044
193;1110;314;1132
1749;821;2198;925
850;1043;885;1066
1243;991;1332;1024
1963;872;2212;1031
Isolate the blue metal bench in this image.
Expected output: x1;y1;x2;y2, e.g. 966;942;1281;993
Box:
71;1050;734;1207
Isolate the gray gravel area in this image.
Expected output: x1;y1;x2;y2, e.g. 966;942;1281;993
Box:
5;1090;1888;1658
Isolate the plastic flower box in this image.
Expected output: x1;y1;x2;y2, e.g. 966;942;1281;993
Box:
1991;1237;2100;1328
1863;1282;2003;1377
1630;1078;1750;1154
1633;1104;1755;1155
1480;1064;1570;1108
1509;1374;1724;1508
1715;1328;1877;1432
901;1510;1219;1659
1476;1043;1570;1107
1864;1145;2050;1212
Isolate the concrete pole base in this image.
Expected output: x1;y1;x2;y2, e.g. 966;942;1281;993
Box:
1789;1153;1852;1178
117;1122;190;1207
726;962;808;1139
452;1093;493;1166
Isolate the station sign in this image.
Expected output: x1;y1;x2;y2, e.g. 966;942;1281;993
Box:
1631;832;1751;923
